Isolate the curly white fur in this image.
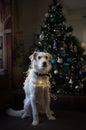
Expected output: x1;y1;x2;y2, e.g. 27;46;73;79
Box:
7;52;56;126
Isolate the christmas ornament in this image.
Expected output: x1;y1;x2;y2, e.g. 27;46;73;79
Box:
53;41;57;49
39;32;44;41
79;70;82;75
59;75;63;78
74;45;78;53
50;17;55;23
66;76;69;80
60;49;66;57
51;58;57;64
64;63;70;66
44;24;47;28
49;45;52;48
66;57;72;63
38;41;42;45
51;79;56;85
57;54;63;63
36;49;41;52
57;89;64;94
61;24;65;28
60;47;64;50
53;29;56;32
45;13;49;17
74;86;80;95
71;65;75;71
75;85;79;89
81;42;86;55
69;77;73;84
54;70;58;74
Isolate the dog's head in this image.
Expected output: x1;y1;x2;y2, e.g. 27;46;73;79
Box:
29;52;52;73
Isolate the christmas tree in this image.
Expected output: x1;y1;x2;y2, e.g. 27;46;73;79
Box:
34;0;84;95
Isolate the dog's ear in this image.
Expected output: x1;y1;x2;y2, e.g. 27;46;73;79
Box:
47;53;52;60
29;52;38;61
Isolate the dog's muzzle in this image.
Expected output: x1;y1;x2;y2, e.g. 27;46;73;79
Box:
42;61;47;67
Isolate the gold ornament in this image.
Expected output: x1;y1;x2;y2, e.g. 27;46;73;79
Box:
60;47;65;50
54;70;58;74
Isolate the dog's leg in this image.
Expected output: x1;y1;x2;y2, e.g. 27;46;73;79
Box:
30;88;39;126
21;98;31;119
44;87;56;120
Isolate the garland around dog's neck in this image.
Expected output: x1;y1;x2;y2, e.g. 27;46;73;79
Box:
29;65;51;77
34;72;51;77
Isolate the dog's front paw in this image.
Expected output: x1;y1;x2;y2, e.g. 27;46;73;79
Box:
50;110;54;115
48;115;56;120
32;120;39;126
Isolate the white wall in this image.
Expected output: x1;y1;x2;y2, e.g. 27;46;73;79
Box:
63;6;86;42
67;17;86;42
22;0;52;54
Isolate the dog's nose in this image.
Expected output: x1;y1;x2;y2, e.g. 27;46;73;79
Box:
43;61;47;67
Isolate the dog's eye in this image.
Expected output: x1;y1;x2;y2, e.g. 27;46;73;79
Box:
38;56;41;59
45;56;48;59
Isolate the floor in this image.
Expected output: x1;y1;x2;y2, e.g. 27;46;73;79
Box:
0;110;86;130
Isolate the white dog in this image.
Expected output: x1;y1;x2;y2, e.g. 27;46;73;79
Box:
7;52;56;126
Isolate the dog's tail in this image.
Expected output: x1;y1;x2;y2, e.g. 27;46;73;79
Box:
6;108;24;117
